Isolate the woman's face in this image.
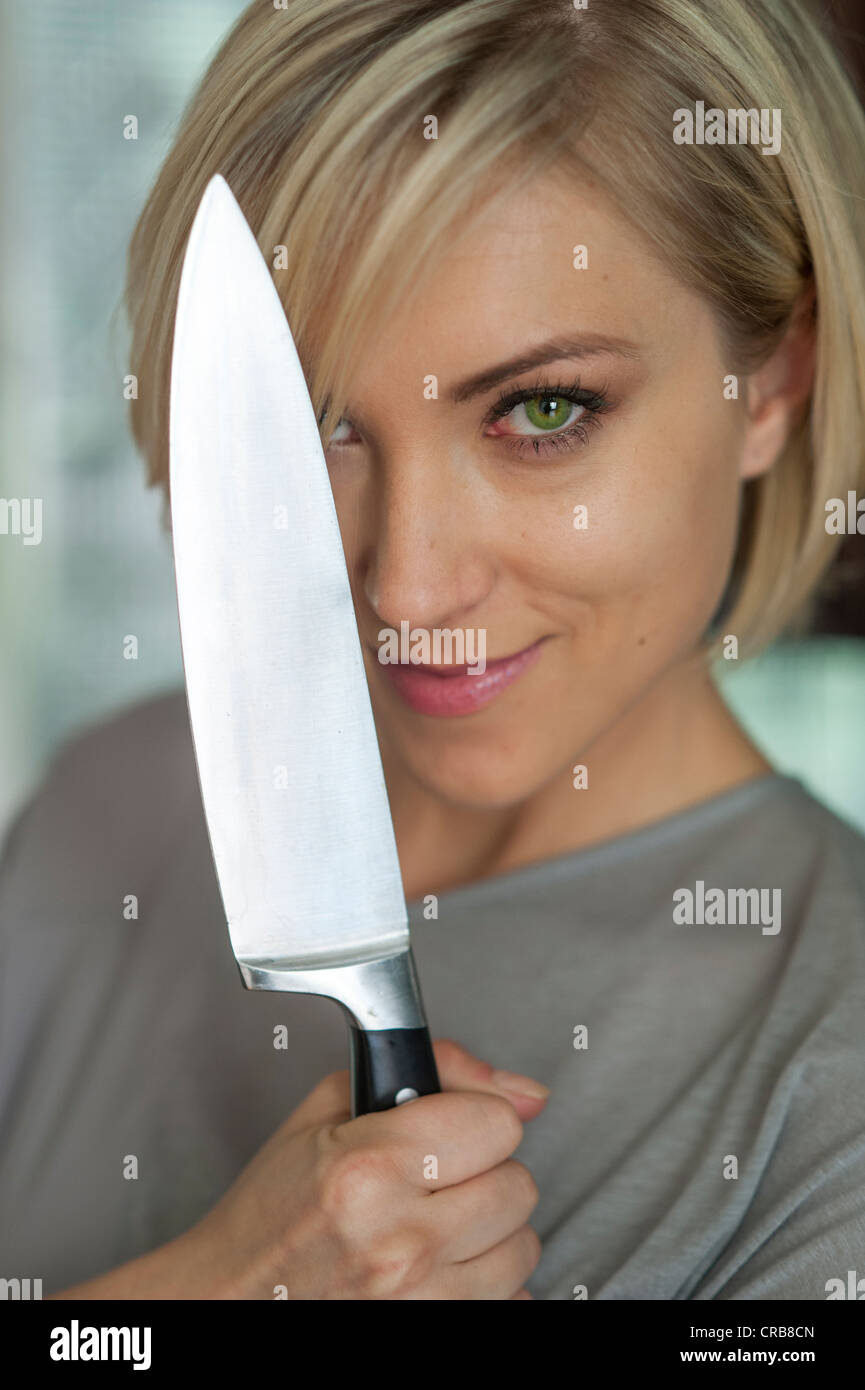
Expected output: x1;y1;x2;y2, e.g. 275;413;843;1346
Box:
321;170;754;809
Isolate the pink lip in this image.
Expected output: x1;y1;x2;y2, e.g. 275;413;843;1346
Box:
378;639;545;717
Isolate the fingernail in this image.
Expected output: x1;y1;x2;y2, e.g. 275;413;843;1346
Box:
491;1069;551;1100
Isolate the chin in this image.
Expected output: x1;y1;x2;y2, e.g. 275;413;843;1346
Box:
396;733;567;811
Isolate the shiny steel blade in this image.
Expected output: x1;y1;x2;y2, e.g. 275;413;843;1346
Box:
169;174;408;974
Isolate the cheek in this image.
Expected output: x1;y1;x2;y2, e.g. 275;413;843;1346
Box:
500;406;743;654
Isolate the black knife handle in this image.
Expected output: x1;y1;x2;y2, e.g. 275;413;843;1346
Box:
348;1023;441;1115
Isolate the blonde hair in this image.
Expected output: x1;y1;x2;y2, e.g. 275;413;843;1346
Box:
126;0;865;658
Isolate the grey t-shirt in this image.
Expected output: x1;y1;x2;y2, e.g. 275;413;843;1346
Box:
1;690;864;1300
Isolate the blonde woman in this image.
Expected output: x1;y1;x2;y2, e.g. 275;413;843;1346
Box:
2;0;865;1301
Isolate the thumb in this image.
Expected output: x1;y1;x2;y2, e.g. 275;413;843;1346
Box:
431;1037;551;1122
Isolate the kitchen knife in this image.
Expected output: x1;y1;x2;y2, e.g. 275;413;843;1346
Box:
169;173;440;1116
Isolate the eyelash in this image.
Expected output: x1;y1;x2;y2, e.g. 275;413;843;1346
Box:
484;378;611;458
321;377;612;459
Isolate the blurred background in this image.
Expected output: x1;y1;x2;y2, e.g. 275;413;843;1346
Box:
1;0;864;840
0;0;249;835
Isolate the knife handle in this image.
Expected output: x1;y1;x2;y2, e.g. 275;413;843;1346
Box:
348;1024;441;1115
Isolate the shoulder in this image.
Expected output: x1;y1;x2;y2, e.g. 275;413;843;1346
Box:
769;775;865;911
748;773;865;970
714;771;865;908
11;686;195;825
752;777;865;1089
0;689;198;923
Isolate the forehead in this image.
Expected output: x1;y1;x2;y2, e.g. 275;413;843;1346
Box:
346;167;714;387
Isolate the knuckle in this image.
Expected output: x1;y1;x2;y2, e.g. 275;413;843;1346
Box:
356;1228;433;1299
317;1147;391;1222
511;1159;540;1209
486;1094;524;1150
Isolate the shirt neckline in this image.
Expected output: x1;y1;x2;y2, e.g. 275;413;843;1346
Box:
406;771;805;911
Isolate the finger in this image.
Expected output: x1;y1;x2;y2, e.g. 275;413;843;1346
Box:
339;1087;525;1189
423;1158;540;1262
431;1038;551;1123
426;1225;542;1301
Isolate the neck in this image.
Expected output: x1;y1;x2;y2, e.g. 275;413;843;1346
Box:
382;650;771;902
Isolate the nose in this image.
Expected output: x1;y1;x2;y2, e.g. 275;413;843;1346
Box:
361;446;496;634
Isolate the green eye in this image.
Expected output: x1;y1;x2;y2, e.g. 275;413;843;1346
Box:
523;395;574;430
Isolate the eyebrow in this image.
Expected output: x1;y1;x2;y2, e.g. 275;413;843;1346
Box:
449;334;642;404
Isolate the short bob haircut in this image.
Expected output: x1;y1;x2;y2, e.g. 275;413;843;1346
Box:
126;0;865;659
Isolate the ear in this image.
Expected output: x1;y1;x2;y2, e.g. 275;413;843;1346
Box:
740;283;816;481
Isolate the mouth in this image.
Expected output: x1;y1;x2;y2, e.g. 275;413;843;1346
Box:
373;637;547;718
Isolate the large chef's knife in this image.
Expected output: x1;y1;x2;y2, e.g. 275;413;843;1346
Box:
169;173;440;1115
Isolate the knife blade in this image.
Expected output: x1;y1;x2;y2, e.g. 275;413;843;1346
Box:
169;173;439;1115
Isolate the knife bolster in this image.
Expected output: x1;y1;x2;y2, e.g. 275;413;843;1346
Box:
239;947;441;1114
238;947;429;1031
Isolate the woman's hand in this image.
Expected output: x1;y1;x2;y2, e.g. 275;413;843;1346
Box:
189;1036;549;1299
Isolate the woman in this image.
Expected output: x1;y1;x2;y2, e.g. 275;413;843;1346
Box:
2;0;865;1300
